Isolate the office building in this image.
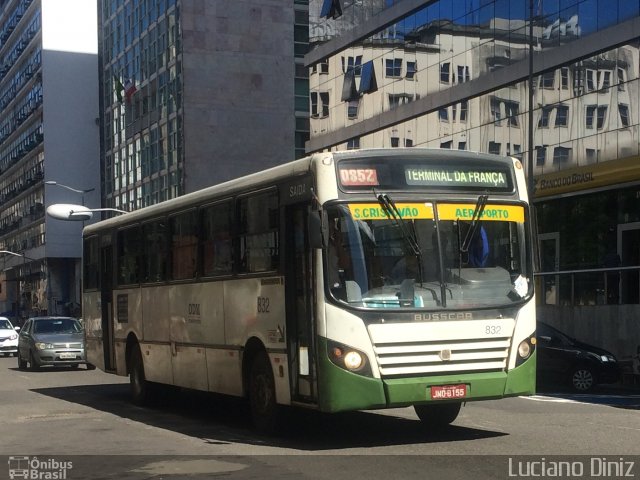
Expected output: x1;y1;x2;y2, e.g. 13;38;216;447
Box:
99;0;299;212
306;0;640;358
0;0;99;321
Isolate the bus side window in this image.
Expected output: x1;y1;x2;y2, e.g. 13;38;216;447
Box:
201;201;233;276
117;226;141;285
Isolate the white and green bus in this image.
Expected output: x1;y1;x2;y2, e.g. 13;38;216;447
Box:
82;148;536;431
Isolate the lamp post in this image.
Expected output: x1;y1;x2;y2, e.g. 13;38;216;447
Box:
45;181;95;206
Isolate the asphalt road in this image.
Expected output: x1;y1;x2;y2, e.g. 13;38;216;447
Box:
1;355;639;479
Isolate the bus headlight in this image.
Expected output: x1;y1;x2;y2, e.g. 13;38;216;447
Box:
515;334;536;367
518;340;531;359
327;340;372;377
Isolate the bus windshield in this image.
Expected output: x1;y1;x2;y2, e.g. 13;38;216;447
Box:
325;200;531;309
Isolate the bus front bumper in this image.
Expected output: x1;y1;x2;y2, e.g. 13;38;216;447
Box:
318;350;536;413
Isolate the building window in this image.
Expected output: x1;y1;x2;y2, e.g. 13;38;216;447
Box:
389;93;412;109
538;107;552;128
490;97;501;125
553;147;571;165
390;137;400;148
320;0;343;19
319;61;329;74
358;61;377;94
459;100;468;122
345;55;362;76
488;141;501;155
385;58;402;77
440;140;452;149
555;105;569;127
617;67;626;91
457;65;470;83
347;137;360;149
347;99;359;119
405;139;413;147
619;104;630;127
320;92;329;117
506;101;519;127
440;62;450;83
598;70;611;92
597;105;607;129
561;67;569;89
541;71;555;89
536;146;547;166
310;92;318;117
512;144;522;159
458;142;467;150
586;69;595;91
585;105;596;129
438;108;449;122
586;148;597;163
406;61;416;79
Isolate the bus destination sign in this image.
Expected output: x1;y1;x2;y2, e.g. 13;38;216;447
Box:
405;165;509;189
339;167;379;187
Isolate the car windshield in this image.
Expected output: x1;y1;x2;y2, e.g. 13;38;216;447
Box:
325;200;532;309
0;319;12;329
33;318;81;334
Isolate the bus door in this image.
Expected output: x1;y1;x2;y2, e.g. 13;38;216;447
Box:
284;202;318;404
100;235;116;372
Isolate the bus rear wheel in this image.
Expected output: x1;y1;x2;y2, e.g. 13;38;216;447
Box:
249;352;279;434
414;402;462;428
129;344;150;406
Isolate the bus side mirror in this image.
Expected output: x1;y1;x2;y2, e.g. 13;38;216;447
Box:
308;210;325;249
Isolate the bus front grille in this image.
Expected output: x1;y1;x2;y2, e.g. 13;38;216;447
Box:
367;319;515;377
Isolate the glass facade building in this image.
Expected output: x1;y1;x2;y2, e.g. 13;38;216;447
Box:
306;0;640;358
99;0;302;212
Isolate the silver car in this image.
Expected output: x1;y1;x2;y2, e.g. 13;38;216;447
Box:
17;316;95;370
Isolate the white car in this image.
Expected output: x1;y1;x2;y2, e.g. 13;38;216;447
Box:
0;316;19;357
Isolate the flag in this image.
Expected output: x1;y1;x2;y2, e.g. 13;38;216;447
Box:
113;75;124;103
124;79;137;103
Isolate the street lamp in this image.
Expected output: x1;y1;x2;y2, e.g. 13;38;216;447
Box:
46;203;128;221
45;181;95;206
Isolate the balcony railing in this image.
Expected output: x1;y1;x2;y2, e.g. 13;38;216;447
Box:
535;266;640;306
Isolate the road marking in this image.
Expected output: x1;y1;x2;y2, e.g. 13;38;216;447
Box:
523;394;640;407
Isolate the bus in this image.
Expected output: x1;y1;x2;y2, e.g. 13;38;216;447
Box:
82;148;536;431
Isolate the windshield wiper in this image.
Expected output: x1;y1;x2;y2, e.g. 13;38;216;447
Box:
376;193;424;289
459;194;489;256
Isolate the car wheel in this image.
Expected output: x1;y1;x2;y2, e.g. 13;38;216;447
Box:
571;366;596;392
249;351;279;434
414;402;462;428
29;351;40;370
17;351;27;370
129;344;150;406
86;363;96;370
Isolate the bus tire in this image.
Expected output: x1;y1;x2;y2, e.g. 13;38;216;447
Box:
414;402;462;428
129;344;150;406
249;351;279;434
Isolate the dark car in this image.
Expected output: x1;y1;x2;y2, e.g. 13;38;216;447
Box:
536;321;621;392
17;316;95;370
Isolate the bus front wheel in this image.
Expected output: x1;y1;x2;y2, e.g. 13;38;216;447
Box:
414;402;462;428
129;344;149;406
249;352;279;434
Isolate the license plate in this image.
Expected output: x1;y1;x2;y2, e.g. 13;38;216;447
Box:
430;384;467;400
59;352;77;359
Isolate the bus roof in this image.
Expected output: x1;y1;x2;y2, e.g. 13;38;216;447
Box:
82;148;518;235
